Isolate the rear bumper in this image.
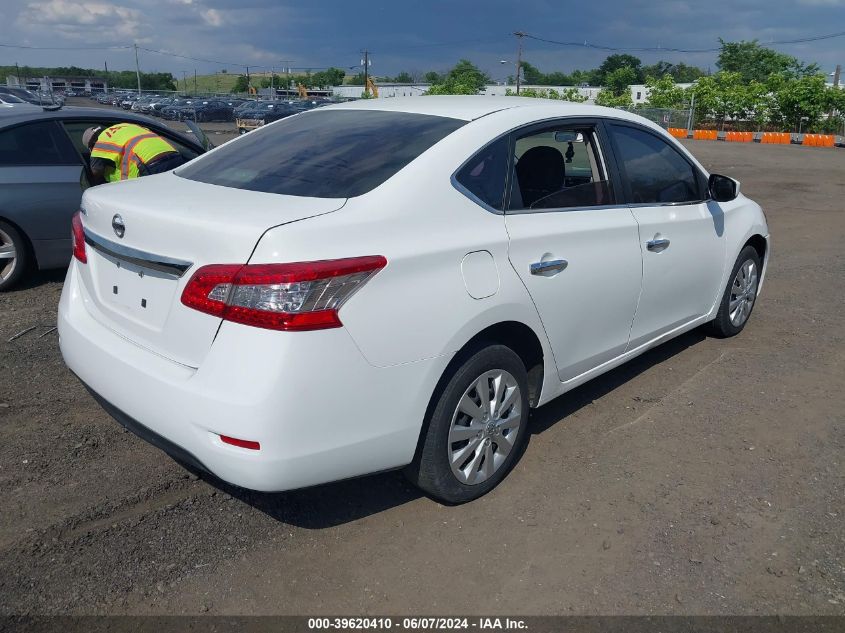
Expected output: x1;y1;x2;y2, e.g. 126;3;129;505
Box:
58;262;446;492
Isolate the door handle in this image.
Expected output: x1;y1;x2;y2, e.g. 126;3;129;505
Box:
646;238;671;253
530;259;568;276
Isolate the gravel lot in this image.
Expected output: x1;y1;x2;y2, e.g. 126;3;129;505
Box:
0;132;843;615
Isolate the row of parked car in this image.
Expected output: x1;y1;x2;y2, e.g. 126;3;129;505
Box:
88;91;334;127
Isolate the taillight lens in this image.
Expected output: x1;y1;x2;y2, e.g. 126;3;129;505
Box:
181;256;387;331
71;211;87;263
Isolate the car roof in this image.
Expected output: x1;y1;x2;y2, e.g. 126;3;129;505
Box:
325;95;648;124
0;106;204;150
0;106;153;127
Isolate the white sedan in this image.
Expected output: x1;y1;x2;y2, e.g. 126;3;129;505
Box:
59;97;769;503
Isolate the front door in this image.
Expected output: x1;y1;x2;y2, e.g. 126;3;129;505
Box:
504;120;642;382
605;122;726;349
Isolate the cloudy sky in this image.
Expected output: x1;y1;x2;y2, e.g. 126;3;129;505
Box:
2;0;843;78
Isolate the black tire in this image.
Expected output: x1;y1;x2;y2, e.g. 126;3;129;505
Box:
707;245;762;338
405;344;530;504
0;220;29;292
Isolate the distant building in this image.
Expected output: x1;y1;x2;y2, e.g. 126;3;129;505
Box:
332;83;430;99
6;75;108;93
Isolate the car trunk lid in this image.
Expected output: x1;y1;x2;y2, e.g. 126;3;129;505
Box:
77;172;345;367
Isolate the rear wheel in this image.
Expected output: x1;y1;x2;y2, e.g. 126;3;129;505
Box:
707;245;761;337
405;344;530;504
0;220;28;291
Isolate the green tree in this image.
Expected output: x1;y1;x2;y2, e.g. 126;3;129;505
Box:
644;74;687;108
231;75;249;93
504;87;586;102
391;71;414;83
426;59;490;95
768;73;830;131
642;61;704;83
346;72;366;86
309;67;345;87
518;61;545;84
595;89;633;108
424;71;442;83
597;54;643;84
717;39;819;83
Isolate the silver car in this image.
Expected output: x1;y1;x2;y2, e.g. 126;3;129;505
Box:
0;107;204;290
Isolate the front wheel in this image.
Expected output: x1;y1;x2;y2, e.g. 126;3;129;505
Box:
707;245;762;338
405;344;530;504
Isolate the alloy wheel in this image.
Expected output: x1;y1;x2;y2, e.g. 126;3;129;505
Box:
0;227;18;284
447;369;522;485
729;259;758;326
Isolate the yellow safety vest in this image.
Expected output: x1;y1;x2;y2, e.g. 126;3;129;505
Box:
91;123;178;182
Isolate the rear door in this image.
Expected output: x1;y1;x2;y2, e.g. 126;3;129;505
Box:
504;119;643;382
0;120;86;250
605;122;726;349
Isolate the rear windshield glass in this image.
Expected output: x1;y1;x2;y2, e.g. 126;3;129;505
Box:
177;109;465;198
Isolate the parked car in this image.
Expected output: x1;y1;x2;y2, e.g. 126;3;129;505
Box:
59;97;769;503
0;108;204;290
182;99;235;122
0;94;42;113
130;96;159;112
161;98;198;120
0;86;57;106
235;100;301;133
148;97;176;116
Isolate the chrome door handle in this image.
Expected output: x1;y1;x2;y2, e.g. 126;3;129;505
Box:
646;238;671;253
530;259;568;276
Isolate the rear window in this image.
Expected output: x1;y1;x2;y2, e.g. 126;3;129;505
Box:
177;109;465;198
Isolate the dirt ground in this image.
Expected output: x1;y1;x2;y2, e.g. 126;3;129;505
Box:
0;134;843;616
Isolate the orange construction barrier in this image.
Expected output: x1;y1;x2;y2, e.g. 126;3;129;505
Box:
667;127;688;139
802;134;835;147
693;129;718;140
761;132;791;145
726;131;753;142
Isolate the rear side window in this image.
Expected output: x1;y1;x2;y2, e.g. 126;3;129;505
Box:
178;110;465;198
609;124;701;204
0;121;79;166
455;136;509;210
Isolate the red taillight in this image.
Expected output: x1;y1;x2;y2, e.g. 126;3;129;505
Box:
181;256;387;331
220;435;261;450
71;211;87;263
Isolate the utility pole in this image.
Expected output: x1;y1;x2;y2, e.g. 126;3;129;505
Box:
182;71;188;94
15;62;20;87
194;69;197;95
514;31;525;95
133;42;142;95
834;64;841;88
246;65;250;94
104;60;109;93
362;50;370;95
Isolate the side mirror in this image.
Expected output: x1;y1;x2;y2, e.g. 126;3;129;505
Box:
708;173;739;202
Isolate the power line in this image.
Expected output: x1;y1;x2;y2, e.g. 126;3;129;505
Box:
520;29;845;54
0;43;131;51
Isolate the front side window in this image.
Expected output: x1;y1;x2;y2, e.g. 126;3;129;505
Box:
0;121;79;166
609;124;701;204
178;110;465;198
454;136;509;210
507;125;612;211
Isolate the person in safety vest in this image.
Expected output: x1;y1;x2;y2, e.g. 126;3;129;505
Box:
83;123;186;185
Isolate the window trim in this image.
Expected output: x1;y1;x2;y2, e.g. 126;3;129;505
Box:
603;119;709;206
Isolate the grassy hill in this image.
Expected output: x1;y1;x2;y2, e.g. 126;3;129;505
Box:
176;72;241;94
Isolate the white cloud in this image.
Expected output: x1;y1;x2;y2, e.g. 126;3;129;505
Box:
202;7;224;26
17;0;143;39
797;0;844;5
